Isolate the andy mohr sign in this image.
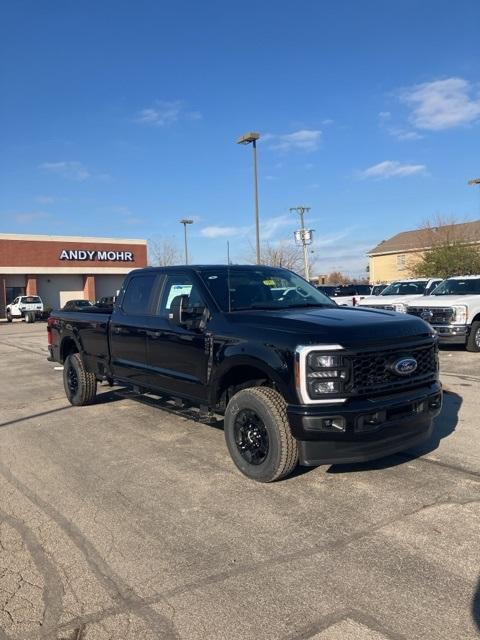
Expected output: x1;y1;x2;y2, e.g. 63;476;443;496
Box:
60;249;134;262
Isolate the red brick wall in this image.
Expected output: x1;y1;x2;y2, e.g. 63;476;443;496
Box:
0;239;147;268
83;275;96;301
26;276;37;295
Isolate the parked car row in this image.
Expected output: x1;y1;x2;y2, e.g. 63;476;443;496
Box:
357;275;480;352
5;294;117;322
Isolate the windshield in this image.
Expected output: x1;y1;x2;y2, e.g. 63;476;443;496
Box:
380;281;427;296
200;267;335;311
21;296;41;303
432;278;480;296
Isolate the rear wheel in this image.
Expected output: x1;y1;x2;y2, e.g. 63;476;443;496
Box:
63;353;97;405
466;321;480;352
224;387;298;482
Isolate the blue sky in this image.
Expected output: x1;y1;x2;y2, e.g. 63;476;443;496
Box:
1;0;480;276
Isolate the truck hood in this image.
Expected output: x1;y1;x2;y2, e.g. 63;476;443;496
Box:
358;294;425;306
408;295;480;308
227;306;432;346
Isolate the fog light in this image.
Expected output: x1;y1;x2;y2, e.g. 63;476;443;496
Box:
429;395;441;410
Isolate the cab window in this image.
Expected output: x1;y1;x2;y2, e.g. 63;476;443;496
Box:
121;275;157;315
159;275;205;316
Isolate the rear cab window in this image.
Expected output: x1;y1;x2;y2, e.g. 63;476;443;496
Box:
121;274;158;315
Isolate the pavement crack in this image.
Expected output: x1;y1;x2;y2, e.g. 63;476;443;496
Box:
0;462;179;640
0;507;64;639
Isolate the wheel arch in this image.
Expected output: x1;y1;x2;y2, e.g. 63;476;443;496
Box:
60;336;81;363
211;356;293;412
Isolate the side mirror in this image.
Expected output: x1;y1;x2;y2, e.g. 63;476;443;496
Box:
169;294;189;325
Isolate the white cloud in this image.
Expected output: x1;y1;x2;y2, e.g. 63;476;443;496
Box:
13;211;51;224
378;111;422;141
200;225;248;239
134;100;201;127
358;160;426;179
400;77;480;130
39;161;90;181
200;214;294;241
388;127;423;141
35;195;57;204
265;129;322;152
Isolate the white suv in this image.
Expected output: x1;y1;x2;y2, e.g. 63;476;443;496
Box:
357;278;443;313
6;295;44;323
407;275;480;351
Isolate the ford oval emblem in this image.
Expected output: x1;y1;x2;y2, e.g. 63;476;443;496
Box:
391;357;418;376
421;309;434;322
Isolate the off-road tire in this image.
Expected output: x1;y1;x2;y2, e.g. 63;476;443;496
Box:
466;320;480;352
224;387;298;482
63;353;97;406
6;311;12;322
24;311;32;323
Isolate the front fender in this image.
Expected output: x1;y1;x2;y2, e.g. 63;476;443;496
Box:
209;342;296;405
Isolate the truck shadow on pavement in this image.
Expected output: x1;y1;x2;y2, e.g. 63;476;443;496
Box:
326;390;462;474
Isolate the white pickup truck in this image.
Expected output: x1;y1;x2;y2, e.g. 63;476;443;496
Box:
357;278;443;313
407;275;480;351
6;295;44;323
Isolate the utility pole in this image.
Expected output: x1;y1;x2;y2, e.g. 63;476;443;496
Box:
290;206;313;280
179;219;194;264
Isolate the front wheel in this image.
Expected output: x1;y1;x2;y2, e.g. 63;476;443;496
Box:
63;353;97;405
224;387;298;482
466;321;480;352
6;311;12;322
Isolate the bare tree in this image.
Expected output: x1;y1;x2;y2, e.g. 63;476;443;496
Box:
149;238;182;266
245;241;305;274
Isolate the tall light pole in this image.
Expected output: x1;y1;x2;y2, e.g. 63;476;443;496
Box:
179;219;194;264
290;206;313;280
237;131;261;264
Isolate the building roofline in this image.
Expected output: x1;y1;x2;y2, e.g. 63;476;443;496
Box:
0;233;147;244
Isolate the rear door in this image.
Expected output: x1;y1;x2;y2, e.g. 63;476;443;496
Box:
145;272;210;402
109;273;161;385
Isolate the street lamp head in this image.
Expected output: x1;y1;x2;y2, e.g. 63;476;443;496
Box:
468;177;480;185
236;131;260;145
180;218;194;225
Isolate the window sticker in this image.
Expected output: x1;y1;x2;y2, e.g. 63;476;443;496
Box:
165;284;192;309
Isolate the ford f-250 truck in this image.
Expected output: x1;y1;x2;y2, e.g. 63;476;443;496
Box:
407;275;480;351
47;265;442;482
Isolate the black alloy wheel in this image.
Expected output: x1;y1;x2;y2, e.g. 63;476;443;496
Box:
66;362;79;396
233;408;269;465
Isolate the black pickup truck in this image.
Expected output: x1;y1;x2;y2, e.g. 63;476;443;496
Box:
47;265;442;482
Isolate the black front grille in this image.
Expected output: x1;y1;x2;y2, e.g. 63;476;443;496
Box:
408;306;454;325
346;340;438;396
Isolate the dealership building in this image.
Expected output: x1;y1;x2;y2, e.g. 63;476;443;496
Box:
0;233;148;317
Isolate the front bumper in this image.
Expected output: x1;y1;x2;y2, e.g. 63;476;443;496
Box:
432;324;469;344
287;382;442;466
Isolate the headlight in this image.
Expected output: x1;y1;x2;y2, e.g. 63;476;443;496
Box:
393;303;407;313
305;351;349;397
452;305;468;324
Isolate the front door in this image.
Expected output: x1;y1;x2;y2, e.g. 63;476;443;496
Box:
146;273;210;402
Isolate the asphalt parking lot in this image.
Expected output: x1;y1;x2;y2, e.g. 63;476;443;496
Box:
0;321;479;640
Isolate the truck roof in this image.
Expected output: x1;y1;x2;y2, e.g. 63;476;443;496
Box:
135;264;291;273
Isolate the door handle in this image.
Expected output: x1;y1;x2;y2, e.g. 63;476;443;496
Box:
113;327;122;334
146;330;162;338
